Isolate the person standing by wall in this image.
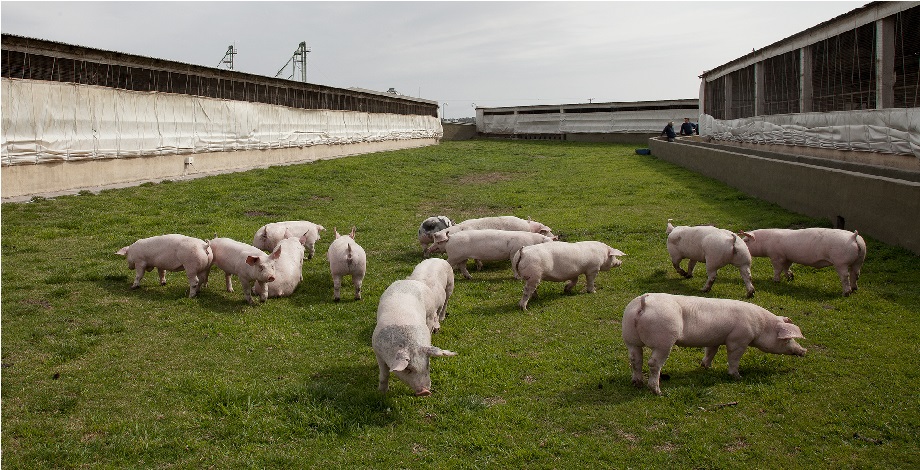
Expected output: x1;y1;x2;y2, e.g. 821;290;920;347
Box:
679;117;695;136
661;121;676;142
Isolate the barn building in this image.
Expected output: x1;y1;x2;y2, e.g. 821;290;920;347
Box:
1;34;442;200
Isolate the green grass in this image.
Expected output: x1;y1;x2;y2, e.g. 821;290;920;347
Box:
3;140;919;468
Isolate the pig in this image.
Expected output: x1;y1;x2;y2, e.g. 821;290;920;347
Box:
425;216;555;255
253;220;325;259
432;229;557;279
210;237;280;305
252;231;307;298
511;240;625;310
666;219;755;298
417;216;454;249
621;293;807;395
115;234;213;298
406;258;455;324
740;228;867;296
326;227;367;301
373;279;458;396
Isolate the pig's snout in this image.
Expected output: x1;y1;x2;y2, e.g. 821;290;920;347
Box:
796;347;807;357
267;276;276;282
414;389;432;397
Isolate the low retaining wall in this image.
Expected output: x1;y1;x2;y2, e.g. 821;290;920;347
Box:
2;138;437;201
648;137;920;255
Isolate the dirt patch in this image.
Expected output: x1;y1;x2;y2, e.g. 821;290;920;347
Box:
244;211;273;217
22;298;52;310
454;172;516;185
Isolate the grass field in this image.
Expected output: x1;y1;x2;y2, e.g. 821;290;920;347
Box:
2;140;919;468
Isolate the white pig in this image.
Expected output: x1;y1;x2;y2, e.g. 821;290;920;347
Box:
253;232;307;298
425;216;555;255
407;258;455;323
511;241;625;310
666;219;755;298
417;216;454;249
210;237;280;305
433;229;557;279
373;279;458;396
326;227;367;301
741;228;866;296
115;234;213;298
621;293;807;395
253;220;325;259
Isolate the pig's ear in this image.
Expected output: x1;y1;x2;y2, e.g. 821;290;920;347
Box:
333;227;341;239
245;255;260;266
283;228;292;239
299;233;309;245
776;321;804;340
390;350;411;372
317;225;326;232
350;226;356;239
116;246;129;256
609;248;626;257
425;347;458;358
739;231;755;241
271;246;282;259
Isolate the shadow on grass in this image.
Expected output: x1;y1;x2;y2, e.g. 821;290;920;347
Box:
272;364;398;436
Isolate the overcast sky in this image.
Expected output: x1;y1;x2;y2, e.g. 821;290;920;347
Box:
2;1;865;118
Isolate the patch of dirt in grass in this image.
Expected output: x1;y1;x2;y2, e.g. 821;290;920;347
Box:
411;443;427;454
725;437;749;452
244;211;273;217
22;298;52;310
482;396;506;407
616;430;639;443
523;375;536;384
455;171;516;185
654;442;676;453
311;195;333;202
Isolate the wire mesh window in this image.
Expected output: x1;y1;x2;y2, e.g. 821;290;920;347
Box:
763;50;801;114
0;48;438;117
729;66;756;118
894;6;920;108
811;22;877;112
705;76;726;120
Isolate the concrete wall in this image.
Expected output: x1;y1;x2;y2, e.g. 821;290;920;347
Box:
648;137;920;255
2;138;437;202
441;123;477;141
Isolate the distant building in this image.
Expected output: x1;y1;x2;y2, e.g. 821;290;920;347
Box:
476;99;699;143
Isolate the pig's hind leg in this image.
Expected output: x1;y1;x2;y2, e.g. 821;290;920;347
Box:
700;345;720;368
647;346;673;395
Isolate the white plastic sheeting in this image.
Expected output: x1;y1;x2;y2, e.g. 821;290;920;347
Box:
1;78;443;165
700;109;920;158
479;109;694;135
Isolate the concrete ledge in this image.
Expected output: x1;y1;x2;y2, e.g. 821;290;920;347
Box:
648;137;920;255
2;138;438;202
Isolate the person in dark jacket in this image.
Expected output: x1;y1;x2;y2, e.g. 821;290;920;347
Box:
661;122;676;142
680;117;696;136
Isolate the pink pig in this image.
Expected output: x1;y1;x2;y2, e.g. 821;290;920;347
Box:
115;234;213;298
622;293;807;395
741;228;866;296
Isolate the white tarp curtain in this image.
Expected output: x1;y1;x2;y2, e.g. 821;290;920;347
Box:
1;78;443;165
700;109;920;158
478;109;694;134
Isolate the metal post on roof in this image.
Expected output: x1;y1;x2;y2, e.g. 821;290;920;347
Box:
217;45;236;70
275;42;310;82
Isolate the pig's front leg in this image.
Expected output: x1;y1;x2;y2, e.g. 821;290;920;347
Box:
157;268;168;285
377;357;390;392
585;270;599;293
